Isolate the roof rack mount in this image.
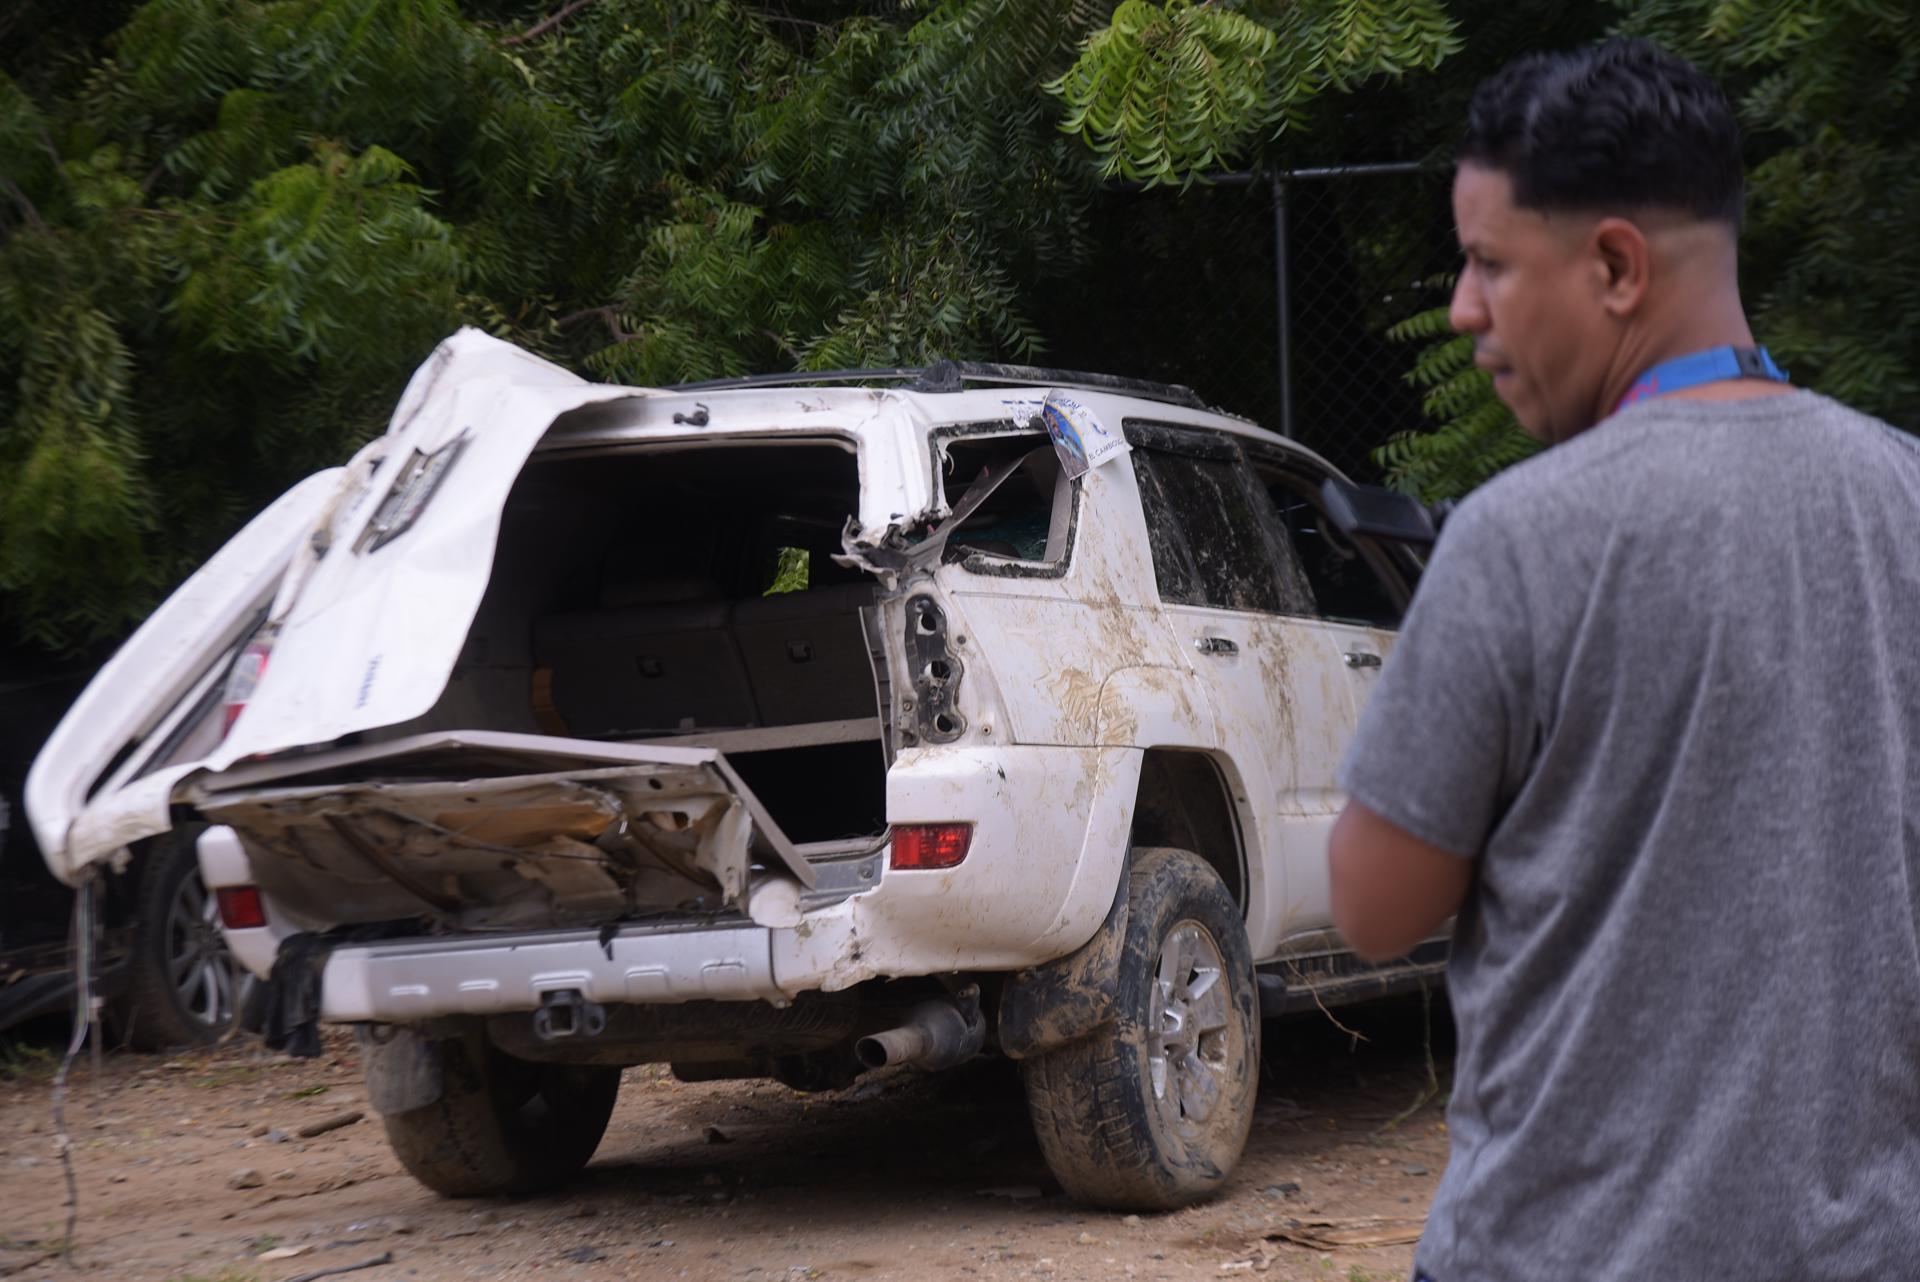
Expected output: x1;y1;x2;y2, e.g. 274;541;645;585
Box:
669;360;1205;411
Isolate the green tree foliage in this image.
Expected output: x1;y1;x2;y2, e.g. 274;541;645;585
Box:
1035;0;1597;497
1048;0;1461;185
8;1;1908;650
0;0;1114;650
1373;295;1537;501
1625;0;1920;425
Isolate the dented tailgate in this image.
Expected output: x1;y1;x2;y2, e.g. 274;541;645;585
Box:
30;331;653;882
24;467;341;883
187;731;816;934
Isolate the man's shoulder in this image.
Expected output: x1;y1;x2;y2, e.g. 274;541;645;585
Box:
1441;434;1606;550
1730;389;1918;454
1456;390;1917;536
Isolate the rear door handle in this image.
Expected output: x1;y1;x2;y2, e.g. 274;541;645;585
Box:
1343;650;1382;669
1194;636;1238;656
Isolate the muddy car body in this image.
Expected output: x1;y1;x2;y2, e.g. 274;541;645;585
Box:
28;330;1436;1208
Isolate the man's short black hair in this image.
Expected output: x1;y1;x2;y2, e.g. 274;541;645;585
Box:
1460;37;1744;225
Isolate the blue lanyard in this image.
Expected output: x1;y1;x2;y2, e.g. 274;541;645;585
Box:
1616;345;1789;413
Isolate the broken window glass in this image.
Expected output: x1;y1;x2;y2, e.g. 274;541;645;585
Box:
938;432;1073;566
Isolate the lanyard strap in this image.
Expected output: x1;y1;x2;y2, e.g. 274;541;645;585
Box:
1616;345;1789;413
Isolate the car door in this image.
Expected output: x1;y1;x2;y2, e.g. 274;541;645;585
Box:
1246;447;1412;940
1254;453;1409;722
1123;422;1357;961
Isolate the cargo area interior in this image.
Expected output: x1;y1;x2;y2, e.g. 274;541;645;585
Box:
395;439;889;847
195;428;1076;932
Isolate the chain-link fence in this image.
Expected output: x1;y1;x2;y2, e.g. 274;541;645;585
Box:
1035;164;1457;481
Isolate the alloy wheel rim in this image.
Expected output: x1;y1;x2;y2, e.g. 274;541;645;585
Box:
1146;919;1233;1138
165;870;243;1030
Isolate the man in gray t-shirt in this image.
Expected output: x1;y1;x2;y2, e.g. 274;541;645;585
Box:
1330;40;1920;1282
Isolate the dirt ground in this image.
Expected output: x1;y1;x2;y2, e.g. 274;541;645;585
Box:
0;994;1451;1282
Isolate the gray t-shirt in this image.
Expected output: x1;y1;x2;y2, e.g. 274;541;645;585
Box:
1342;391;1920;1281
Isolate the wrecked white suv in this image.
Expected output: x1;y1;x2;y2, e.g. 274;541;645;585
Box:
27;330;1436;1210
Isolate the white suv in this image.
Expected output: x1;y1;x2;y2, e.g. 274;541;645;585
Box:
27;330;1436;1210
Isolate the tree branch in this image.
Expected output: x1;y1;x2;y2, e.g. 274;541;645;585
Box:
762;327;803;363
1;177;46;232
503;0;600;47
750;8;831;33
558;303;638;344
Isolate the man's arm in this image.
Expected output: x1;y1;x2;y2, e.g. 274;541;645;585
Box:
1331;498;1528;961
1328;800;1474;961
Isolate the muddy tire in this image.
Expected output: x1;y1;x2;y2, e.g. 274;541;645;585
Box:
381;1032;620;1197
1021;847;1260;1211
113;828;256;1051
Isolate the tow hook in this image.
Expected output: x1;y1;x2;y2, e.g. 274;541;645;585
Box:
533;988;607;1041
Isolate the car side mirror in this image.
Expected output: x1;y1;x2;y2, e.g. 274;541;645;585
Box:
1317;478;1444;550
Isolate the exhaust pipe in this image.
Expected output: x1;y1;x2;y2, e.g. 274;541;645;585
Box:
856;995;984;1071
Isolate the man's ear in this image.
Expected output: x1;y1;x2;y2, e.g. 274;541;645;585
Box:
1591;217;1652;317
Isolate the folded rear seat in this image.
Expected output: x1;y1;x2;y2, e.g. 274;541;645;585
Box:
532;574;756;737
732;583;878;726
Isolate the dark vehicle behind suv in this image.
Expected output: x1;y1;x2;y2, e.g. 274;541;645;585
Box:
1;656;251;1049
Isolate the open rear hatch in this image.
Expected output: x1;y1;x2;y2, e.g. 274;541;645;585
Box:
188;731;824;934
27;330;654;883
32;327;914;888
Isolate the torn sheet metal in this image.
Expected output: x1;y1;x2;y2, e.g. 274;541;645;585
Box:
30;330;653;882
836;443;1056;585
187;730;814;933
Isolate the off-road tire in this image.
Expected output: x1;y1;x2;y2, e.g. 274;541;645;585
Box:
381;1031;620;1197
1021;847;1260;1211
113;828;249;1051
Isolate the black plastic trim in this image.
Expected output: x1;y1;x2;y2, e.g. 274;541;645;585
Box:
670;362;1205;410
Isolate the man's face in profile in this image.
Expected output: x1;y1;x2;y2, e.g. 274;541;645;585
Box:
1449;163;1614;443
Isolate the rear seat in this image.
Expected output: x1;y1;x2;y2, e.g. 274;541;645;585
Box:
533;575;755;737
732;583;878;725
532;577;877;738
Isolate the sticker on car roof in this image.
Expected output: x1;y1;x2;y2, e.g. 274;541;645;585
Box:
1039;390;1128;480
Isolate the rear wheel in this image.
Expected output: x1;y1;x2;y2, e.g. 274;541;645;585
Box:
1022;847;1260;1210
114;830;258;1051
381;1032;620;1197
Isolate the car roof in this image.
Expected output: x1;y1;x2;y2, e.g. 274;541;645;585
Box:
537;375;1351;481
668;361;1210;409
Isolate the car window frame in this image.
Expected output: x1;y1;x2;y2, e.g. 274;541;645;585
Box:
1121;419;1315;617
1242;440;1419;623
928;420;1084;582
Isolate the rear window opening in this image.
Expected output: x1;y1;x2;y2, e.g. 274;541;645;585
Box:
390;439;887;844
938;431;1075;568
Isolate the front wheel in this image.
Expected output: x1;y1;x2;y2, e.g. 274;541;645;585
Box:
1021;847;1260;1210
380;1032;620;1197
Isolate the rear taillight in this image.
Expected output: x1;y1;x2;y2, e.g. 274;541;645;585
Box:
890;823;973;871
221;639;272;736
215;885;267;930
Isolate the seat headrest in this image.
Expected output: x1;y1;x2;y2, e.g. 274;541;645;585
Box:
599;570;723;609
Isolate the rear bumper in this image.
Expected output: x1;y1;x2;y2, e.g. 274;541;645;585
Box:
320;921;779;1021
247;743;1145;1024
